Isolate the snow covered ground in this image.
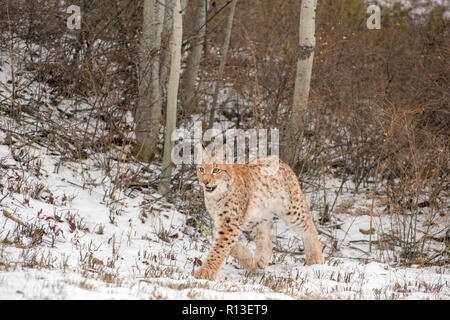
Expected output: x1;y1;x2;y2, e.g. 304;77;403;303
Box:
0;122;448;300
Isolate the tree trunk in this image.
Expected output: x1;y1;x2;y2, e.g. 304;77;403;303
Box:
283;0;317;169
208;0;238;128
159;0;174;91
181;0;206;113
158;0;183;194
135;0;165;162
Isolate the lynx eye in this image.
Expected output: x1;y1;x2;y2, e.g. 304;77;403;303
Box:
212;167;221;174
198;167;205;173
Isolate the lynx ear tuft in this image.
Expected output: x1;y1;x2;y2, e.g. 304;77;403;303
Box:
196;142;209;164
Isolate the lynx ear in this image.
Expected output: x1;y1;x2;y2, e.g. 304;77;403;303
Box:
195;142;209;164
215;143;233;164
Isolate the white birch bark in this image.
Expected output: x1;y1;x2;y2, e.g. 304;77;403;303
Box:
159;0;183;194
284;0;317;167
208;0;238;127
159;0;174;90
181;0;206;112
159;0;188;92
135;0;165;162
181;0;189;13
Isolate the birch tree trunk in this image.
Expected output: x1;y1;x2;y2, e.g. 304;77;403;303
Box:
161;1;188;94
135;0;165;162
283;0;317;169
159;0;174;91
158;0;183;194
181;0;206;113
208;0;238;128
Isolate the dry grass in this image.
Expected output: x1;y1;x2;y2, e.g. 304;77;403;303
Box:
334;199;356;215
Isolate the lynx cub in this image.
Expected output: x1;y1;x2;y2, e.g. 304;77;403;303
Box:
194;144;324;280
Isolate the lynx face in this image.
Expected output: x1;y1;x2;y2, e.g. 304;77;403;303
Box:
196;159;232;196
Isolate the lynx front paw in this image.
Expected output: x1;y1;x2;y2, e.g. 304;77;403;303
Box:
236;257;260;272
243;262;262;272
305;252;325;265
194;267;218;280
242;258;268;272
254;255;270;270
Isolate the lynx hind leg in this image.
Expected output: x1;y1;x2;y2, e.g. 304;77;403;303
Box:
253;220;273;269
300;221;325;265
282;204;324;265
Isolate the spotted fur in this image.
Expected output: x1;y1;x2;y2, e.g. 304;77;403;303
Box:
194;144;324;280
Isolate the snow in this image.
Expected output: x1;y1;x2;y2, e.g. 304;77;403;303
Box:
0;124;448;300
